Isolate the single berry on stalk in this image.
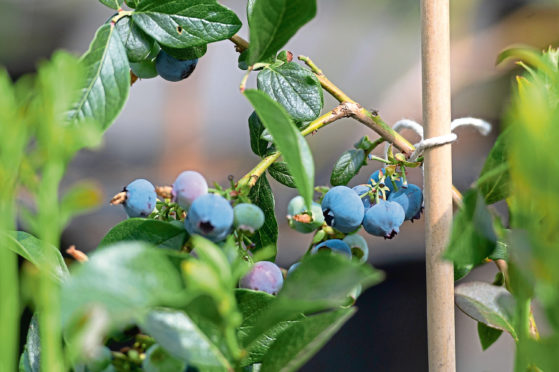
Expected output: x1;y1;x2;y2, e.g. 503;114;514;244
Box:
343;233;369;263
362;200;405;239
172;170;208;209
287;196;324;233
185;193;233;242
321;186;364;233
311;239;352;259
123;179;157;218
233;203;265;233
155;50;198;82
388;183;423;221
240;261;284;295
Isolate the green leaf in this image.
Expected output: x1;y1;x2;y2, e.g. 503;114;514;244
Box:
257;62;323;121
261;308;355;372
477;128;510;204
98;219;189;250
61;242;184;327
496;45;552;75
247;0;316;64
69;24;130;130
60;181;103;228
455;281;517;339
115;16;155;62
143;344;187;372
99;0;123;10
444;189;497;266
160;44;207;60
330;149;365;186
454;263;474;281
244;89;314;208
19;315;40;372
489;240;508;261
4;231;69;283
477;322;503;351
248;111;269;157
248;175;278;260
132;0;241;49
140;308;231;369
268;162;296;188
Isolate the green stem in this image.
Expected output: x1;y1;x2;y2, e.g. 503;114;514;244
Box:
0;237;18;372
368;155;390;164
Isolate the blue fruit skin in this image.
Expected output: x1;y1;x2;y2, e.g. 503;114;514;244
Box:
155;50;198;82
352;184;373;209
233;203;265;233
369;168;404;196
343;233;369;263
240;261;284;295
123;179;157;217
172;170;208;209
185;194;234;242
321;186;365;233
311;239;352;259
287;196;324;233
388;183;423;221
362;200;405;239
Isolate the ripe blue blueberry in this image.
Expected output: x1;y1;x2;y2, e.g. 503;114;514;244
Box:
185;193;233;242
321;186;364;233
123;179;157;218
343;234;369;263
369;168;404;196
240;261;284;295
388;183;423;221
287;196;324;233
172;170;208;209
287;262;301;277
142;344;186;372
233;203;265;233
362;200;405;239
155;50;198;82
311;239;352;259
352;184;373;209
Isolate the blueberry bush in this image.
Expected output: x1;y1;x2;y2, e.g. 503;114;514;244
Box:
1;0;557;371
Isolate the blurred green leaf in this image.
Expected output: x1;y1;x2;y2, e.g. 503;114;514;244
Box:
60;181;103;228
140;308;231;369
330;149;365;186
5;231;69;283
19;315;40;372
99;219;188;250
143;344;187;372
115;16;154;62
455;281;517;339
454;263;474;281
261;308;355;372
268;162;296;188
244;89;314;209
257;62;323;121
248;175;278;261
68;24;130;130
248;111;269;157
477;128;510;205
247;0;316;64
132;0;241;49
444;190;497;266
98;0;123;10
496;45;552;75
477;322;503;351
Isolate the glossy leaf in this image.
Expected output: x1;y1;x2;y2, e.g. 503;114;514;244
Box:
444;189;497;266
98;219;188;250
261;308;355;372
248;111;269;157
132;0;241;49
140;308;231;369
19;315;40;372
4;231;69;283
248;175;278;260
477;128;510;204
68;24;130;130
247;0;316;64
99;0;123;10
115;16;154;62
477;322;503;351
160;44;207;60
455;281;517;339
330;149;365;186
268;162;296;188
257;62;323;121
244;89;315;208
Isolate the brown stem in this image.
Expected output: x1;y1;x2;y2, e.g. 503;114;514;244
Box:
230;35;249;53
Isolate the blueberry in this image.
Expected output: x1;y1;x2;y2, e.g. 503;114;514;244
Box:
343;234;369;263
240;261;284;295
86;346;112;372
388;183;423;221
321;186;364;233
185;194;233;242
123;179;157;217
172;171;208;209
233;203;265;233
287;196;324;233
369;168;404;196
155;50;198;82
311;239;352;259
287;262;300;277
362;200;405;239
352;184;373;209
142;344;186;372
